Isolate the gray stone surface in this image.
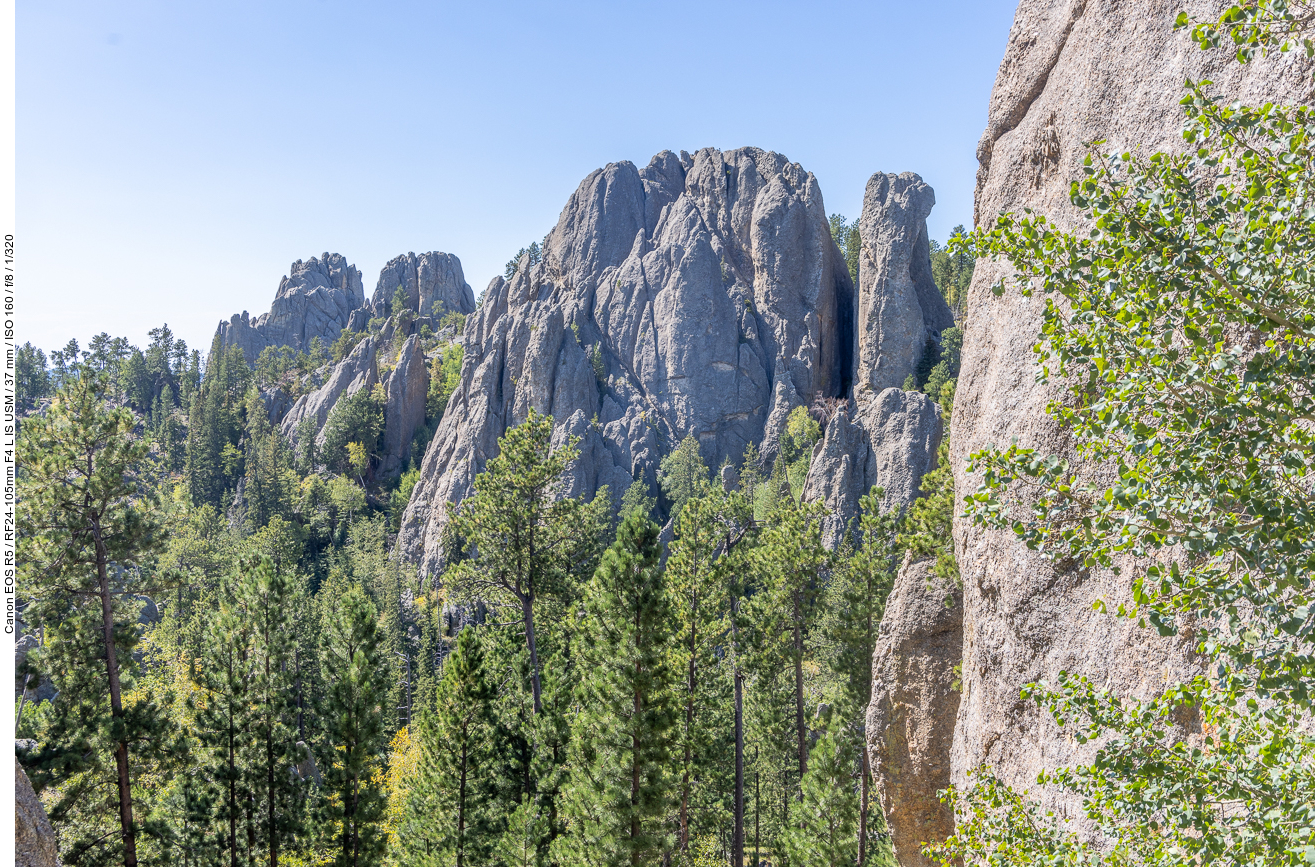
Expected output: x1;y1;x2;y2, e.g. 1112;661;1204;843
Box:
867;556;961;867
371;251;476;319
380;335;431;476
218;253;365;363
16;763;59;867
280;335;378;450
855;174;954;395
945;0;1312;836
398;147;865;579
804;387;942;547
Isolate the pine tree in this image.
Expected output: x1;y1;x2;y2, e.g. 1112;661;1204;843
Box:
447;409;591;715
320;585;387;867
242;388;295;531
657;435;707;522
781;723;859;867
234;556;306;867
186;339;250;508
17;372;173;867
555;513;677;867
496;796;550;867
819;491;898;863
665;486;737;854
15;341;51;411
397;628;497;867
193;571;256;867
750;499;829;795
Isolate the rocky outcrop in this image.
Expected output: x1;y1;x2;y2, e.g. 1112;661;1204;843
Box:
400;147;887;578
854;174;954;395
939;0;1312;845
867;556;961;867
370;252;476;319
280;336;378;448
399;149;952;579
803;388;942;547
16;763;59;867
799;170;952;544
379;335;431;476
218;254;365;363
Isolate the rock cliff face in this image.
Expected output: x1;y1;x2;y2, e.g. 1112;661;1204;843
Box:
379;335;431;476
867;556;961;867
854;174;954;395
16;763;60;867
280;335;379;448
218;254;365;362
803;388;941;547
370;251;476;319
917;0;1313;851
398;148;948;578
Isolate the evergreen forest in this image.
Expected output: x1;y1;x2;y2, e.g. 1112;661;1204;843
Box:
14;264;964;867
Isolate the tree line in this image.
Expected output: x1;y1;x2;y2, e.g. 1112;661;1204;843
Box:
17;339;960;867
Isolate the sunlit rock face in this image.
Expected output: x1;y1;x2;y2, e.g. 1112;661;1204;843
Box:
398;147;948;580
369;251;476;319
218;253;366;362
939;0;1312;853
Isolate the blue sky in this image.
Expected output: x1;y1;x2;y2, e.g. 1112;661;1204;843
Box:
18;0;1019;356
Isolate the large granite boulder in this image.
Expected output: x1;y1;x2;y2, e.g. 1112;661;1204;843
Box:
218;253;365;363
370;252;476;319
16;763;59;867
398;147;860;580
939;0;1312;845
867;556;961;867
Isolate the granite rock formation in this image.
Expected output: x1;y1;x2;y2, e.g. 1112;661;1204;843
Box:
379;335;431;476
854;174;954;395
803;387;941;547
930;0;1312;851
280;335;379;448
16;763;59;867
867;556;961;867
398;148;947;579
218;254;365;362
370;251;476;319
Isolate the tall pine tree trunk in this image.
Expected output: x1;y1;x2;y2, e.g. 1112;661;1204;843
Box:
521;592;543;714
731;599;744;867
246;794;256;867
793;593;806;784
457;741;468;867
858;744;871;866
267;646;278;867
95;542;138;867
678;594;698;853
343;748;357;867
229;700;238;867
754;764;760;867
632;677;642;867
